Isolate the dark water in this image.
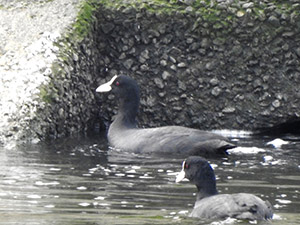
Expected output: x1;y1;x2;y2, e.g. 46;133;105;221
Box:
0;132;299;225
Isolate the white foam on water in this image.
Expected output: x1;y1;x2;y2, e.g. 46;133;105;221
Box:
228;146;266;154
77;186;87;190
267;138;289;148
275;199;292;204
211;129;252;138
78;202;90;207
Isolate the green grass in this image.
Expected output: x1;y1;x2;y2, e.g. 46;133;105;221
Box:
72;0;99;40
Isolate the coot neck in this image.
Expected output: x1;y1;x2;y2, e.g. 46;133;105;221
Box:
194;169;218;200
196;184;218;201
113;94;139;129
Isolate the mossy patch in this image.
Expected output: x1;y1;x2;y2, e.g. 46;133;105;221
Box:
39;83;55;104
72;0;100;40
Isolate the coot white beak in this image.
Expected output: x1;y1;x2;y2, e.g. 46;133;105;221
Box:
176;161;186;183
96;75;118;92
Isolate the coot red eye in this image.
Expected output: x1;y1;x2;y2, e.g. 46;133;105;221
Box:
185;163;189;169
116;81;120;86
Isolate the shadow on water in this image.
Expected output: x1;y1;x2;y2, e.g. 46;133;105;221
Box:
0;132;299;224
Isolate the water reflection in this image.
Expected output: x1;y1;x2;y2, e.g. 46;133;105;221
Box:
0;133;299;224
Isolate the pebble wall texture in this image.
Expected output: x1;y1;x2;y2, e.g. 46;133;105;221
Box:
93;0;300;133
1;0;300;145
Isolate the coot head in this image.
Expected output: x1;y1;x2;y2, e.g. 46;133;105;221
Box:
176;156;218;199
96;75;139;99
96;75;140;117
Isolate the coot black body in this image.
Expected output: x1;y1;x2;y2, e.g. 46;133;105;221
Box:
96;75;236;156
176;156;273;220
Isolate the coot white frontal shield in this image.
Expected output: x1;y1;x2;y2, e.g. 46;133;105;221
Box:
96;75;118;92
176;160;186;183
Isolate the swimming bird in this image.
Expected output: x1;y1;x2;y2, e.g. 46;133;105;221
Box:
96;75;236;156
176;156;273;220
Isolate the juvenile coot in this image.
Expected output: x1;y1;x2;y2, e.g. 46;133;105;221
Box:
96;75;236;156
176;156;273;220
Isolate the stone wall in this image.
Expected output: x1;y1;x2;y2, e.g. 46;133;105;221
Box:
7;0;300;143
91;0;300;133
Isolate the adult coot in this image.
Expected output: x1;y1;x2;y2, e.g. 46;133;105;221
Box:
176;156;273;220
96;75;236;156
